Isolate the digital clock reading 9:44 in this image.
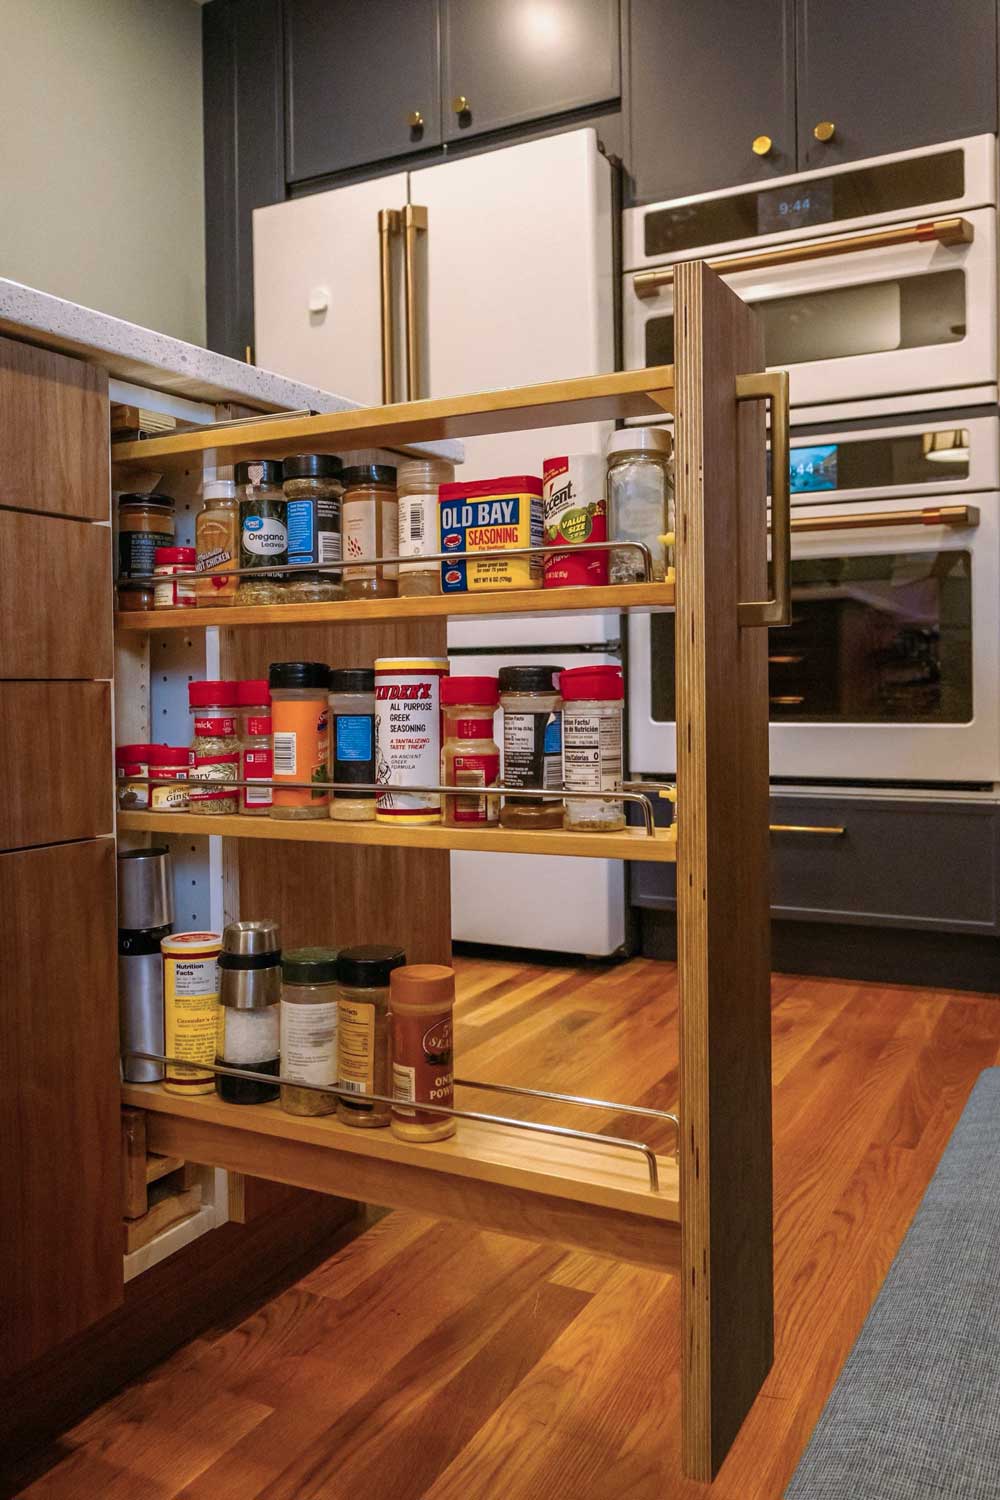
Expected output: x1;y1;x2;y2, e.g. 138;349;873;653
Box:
757;179;833;234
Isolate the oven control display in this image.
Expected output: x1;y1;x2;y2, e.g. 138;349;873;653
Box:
757;179;833;234
789;444;838;493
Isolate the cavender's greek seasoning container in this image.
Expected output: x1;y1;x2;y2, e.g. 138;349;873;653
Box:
560;665;625;831
374;657;449;824
280;947;339;1116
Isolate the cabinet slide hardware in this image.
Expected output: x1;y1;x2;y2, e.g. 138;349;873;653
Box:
813;121;836;142
378;207;401;403
736;369;791;627
770;823;846;836
785;503;980;534
403;204;428;401
751;134;773;157
124;1052;665;1191
633;216;975;298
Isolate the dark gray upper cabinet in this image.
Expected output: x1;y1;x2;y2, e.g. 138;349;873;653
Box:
797;0;998;172
285;0;441;183
628;0;796;205
441;0;620;143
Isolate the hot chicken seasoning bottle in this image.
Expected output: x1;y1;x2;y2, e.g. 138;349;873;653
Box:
329;668;375;822
189;681;240;815
390;964;456;1142
342;463;398;598
439;476;543;592
542;454;608;588
236;460;288;604
498;666;565;830
561;665;626;831
216;920;281;1104
280;948;339;1116
440;676;500;826
237;679;273;815
269;661;330;820
195;479;239;605
374;657;449;824
162;931;222;1095
397;457;454;597
336;945;405;1128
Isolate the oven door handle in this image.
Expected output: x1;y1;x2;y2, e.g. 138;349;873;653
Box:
736;369;791;627
785;503;980;534
632;216;974;299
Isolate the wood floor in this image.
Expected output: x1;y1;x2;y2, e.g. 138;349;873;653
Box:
11;956;1000;1500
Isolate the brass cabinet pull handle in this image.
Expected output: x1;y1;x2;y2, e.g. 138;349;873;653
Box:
813;121;836;143
770;823;846;836
752;134;773;156
786;503;980;535
633;217;975;298
452;95;470;114
378;208;401;404
769;695;804;705
736;369;791;627
409;110;424;129
403;204;428;402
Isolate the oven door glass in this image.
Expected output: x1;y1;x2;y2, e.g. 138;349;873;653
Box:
649;548;973;726
784;429;970;497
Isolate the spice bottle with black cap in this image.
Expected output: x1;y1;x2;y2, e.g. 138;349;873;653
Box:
269;661;330;820
336;944;406;1127
281;453;344;601
216;919;282;1104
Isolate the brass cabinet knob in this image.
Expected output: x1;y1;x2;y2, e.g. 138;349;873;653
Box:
752;134;773;157
408;110;424;128
813;120;836;142
452;95;470;114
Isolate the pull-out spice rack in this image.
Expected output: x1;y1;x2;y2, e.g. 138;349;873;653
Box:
112;261;787;1482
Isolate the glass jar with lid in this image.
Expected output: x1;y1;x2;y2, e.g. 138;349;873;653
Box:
280;947;339;1116
281;454;344;602
118;492;175;611
498;665;565;830
560;665;625;831
397;457;454;597
341;464;398;599
235;460;288;604
195;478;239;606
606;428;674;584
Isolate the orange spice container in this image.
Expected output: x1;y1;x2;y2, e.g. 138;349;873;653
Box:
390;964;456;1142
268;661;330;820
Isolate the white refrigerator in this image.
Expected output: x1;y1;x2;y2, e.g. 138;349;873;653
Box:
253;128;625;955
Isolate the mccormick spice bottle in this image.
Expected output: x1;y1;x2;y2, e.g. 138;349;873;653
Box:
188;681;240;815
237;679;273;815
390;964;456;1142
440;676;500;826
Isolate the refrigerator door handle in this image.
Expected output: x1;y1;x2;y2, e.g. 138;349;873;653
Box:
378;208;401;403
403;204;428;401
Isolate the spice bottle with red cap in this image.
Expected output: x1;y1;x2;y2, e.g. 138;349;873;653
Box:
440;675;500;826
560;665;625;831
188;681;240;816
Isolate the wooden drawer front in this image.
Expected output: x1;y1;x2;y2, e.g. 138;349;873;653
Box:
0;335;109;519
0;510;112;679
631;797;999;935
0;838;122;1371
0;683;113;850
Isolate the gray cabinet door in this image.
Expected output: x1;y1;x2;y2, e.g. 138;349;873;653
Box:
628;0;795;205
796;0;998;172
285;0;440;183
441;0;620;143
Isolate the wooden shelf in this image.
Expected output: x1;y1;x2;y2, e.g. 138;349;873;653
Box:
117;810;678;863
110;365;675;472
121;1083;679;1273
116;580;674;632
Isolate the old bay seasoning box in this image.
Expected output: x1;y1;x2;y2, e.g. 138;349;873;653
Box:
439;475;543;592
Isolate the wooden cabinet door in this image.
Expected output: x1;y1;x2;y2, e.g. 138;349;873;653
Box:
628;0;795;205
0;336;108;520
0;684;113;851
0;510;112;679
285;0;440;183
796;0;998;172
0;839;122;1371
442;0;619;143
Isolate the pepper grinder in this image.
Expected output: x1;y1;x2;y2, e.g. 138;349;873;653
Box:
117;846;174;1083
217;919;282;1103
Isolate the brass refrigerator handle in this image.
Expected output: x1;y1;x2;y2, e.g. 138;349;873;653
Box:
403;204;428;401
736;369;791;627
784;503;980;534
770;824;846;836
632;216;975;298
378;208;401;404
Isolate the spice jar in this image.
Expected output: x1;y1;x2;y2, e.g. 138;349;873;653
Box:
118;492;175;610
374;656;449;824
236;679;273;815
281;454;344;602
440;676;500;826
269;661;330;820
336;944;405;1127
280;947;339;1116
235;459;288;604
561;665;625;831
195;479;239;606
397;457;454;597
154;545;197;609
116;743;153;810
189;680;240;815
606;428;674;583
498;666;565;830
162;931;221;1095
329;668;375;823
342;464;398;598
216;920;281;1104
147;744;192;812
390;964;456;1142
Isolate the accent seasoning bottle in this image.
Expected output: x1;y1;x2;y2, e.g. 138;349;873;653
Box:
390;964;456;1142
542;454;608;588
336;945;405;1128
440;675;500;826
374;656;449;824
161;931;222;1095
269;661;330;820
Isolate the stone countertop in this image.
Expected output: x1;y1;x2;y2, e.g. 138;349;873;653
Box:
0;277;462;463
